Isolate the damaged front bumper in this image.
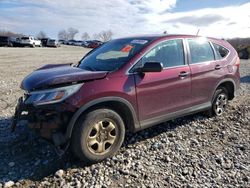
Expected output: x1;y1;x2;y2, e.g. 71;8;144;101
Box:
11;97;25;132
11;96;74;146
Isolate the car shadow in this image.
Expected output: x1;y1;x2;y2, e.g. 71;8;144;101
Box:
240;75;250;83
0;113;206;183
0;117;65;183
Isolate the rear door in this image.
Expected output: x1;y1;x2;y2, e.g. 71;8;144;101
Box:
186;38;218;105
134;39;192;122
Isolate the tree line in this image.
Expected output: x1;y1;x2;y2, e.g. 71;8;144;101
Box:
0;28;114;42
2;29;250;47
0;30;24;37
226;38;250;48
57;27;113;42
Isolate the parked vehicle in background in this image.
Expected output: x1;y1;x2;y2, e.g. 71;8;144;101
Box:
237;45;250;59
0;36;17;47
20;36;41;47
82;40;91;47
47;39;60;47
82;40;103;48
87;40;103;48
58;39;65;44
227;38;250;59
15;38;22;47
73;40;83;46
40;38;49;47
12;34;240;164
66;40;76;45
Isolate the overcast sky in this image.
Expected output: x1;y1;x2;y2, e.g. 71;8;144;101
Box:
1;0;250;39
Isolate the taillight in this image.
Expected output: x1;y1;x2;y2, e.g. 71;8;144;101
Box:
235;57;240;67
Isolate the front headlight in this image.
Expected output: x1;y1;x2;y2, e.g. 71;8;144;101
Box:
25;83;83;106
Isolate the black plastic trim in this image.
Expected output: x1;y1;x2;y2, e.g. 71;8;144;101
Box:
213;78;237;100
139;102;211;130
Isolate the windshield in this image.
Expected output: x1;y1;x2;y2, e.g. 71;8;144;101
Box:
79;38;152;71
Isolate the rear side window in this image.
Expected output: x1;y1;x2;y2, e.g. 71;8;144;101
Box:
141;39;185;68
212;43;229;60
188;39;215;64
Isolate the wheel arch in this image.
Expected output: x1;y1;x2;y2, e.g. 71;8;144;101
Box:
65;97;140;140
214;78;236;100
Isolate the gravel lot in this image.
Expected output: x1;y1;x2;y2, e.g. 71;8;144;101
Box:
0;46;249;188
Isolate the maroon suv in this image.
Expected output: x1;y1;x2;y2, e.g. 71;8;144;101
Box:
13;34;240;163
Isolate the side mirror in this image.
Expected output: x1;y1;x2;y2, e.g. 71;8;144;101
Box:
137;62;163;73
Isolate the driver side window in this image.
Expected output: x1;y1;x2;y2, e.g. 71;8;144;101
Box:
141;39;185;68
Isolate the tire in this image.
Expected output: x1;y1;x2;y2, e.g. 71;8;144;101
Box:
71;109;125;163
206;86;228;117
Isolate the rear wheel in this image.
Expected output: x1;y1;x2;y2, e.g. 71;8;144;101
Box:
71;109;125;163
206;87;229;117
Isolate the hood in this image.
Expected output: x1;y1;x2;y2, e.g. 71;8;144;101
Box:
21;64;108;91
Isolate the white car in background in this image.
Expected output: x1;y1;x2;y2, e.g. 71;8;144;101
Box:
20;36;41;47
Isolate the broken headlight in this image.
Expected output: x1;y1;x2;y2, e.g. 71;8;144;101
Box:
25;83;83;105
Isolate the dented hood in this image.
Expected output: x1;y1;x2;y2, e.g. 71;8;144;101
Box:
21;64;108;91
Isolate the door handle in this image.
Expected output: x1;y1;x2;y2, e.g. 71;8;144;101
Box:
215;65;222;70
179;71;190;78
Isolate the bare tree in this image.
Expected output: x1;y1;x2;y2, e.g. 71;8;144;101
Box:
93;33;99;40
67;27;79;40
82;32;90;41
227;38;250;48
36;31;47;39
94;30;113;42
58;29;68;40
58;27;79;40
0;30;24;37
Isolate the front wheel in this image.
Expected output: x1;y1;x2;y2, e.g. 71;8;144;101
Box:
206;87;228;117
71;109;125;163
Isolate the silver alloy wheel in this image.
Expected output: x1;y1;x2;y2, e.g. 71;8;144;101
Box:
87;119;116;155
214;93;228;116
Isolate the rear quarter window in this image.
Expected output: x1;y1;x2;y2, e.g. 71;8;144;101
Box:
212;43;229;60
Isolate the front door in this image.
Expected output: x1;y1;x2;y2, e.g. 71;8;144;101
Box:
134;39;192;122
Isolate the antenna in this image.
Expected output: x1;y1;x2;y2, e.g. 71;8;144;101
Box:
196;29;200;36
